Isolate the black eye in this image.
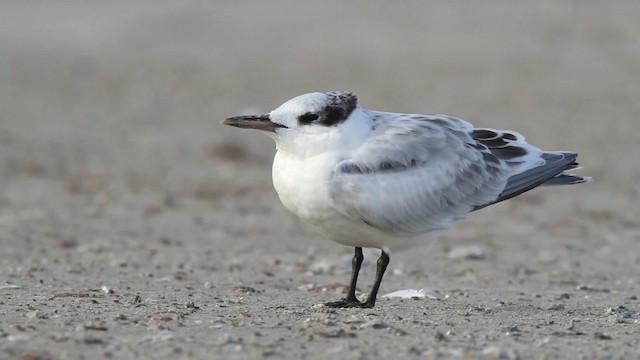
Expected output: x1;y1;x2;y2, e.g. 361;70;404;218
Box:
298;112;319;124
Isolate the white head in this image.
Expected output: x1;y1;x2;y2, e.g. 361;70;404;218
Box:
223;91;366;156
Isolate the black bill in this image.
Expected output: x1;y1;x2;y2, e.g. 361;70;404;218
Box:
221;115;286;133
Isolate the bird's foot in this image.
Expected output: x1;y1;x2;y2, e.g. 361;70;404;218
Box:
324;298;374;308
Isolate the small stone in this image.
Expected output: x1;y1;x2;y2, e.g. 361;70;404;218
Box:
218;333;242;345
186;301;199;310
297;283;316;291
448;245;486;260
594;331;612;340
313;328;356;338
434;330;447;341
576;284;610;293
0;284;22;290
361;318;389;329
620;311;634;319
482;346;517;360
232;285;257;294
504;325;521;337
83;324;108;331
343;316;365;325
26;311;41;319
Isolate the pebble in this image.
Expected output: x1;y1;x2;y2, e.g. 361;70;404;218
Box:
448;245;486;260
482;346;518;360
594;331;612;340
360;318;389;329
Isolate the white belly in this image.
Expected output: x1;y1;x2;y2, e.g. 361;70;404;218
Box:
271;151;431;251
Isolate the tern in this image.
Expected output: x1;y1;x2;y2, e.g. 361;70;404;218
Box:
222;91;589;308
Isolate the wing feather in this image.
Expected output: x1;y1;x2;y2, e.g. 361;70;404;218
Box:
328;113;538;236
473;152;589;210
328;113;586;235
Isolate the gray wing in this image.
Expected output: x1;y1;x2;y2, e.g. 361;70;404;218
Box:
472;152;586;211
328;113;554;236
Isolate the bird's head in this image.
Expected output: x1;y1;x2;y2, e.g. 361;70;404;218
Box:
222;91;363;156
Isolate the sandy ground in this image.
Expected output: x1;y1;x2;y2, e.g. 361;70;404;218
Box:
1;2;639;359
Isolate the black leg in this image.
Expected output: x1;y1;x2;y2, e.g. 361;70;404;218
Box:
346;247;364;302
363;250;390;308
324;248;390;309
324;247;364;307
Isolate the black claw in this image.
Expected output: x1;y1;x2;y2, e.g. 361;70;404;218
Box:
324;298;372;308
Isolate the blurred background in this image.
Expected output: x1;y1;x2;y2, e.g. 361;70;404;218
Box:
1;0;638;266
2;0;640;280
1;2;639;358
2;1;639;186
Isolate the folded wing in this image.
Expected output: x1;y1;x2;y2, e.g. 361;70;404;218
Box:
329;113;584;236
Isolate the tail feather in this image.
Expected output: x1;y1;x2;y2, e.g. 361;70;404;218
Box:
473;152;589;211
542;173;591;186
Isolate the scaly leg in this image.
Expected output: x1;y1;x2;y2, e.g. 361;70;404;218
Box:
325;248;390;309
362;250;389;308
324;247;364;307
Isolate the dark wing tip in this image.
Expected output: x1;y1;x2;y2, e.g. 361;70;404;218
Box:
472;151;587;211
543;174;591;185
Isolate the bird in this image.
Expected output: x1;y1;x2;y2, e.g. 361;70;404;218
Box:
221;91;589;308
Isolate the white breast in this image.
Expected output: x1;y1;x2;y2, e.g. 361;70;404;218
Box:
272;151;337;225
272;150;425;251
